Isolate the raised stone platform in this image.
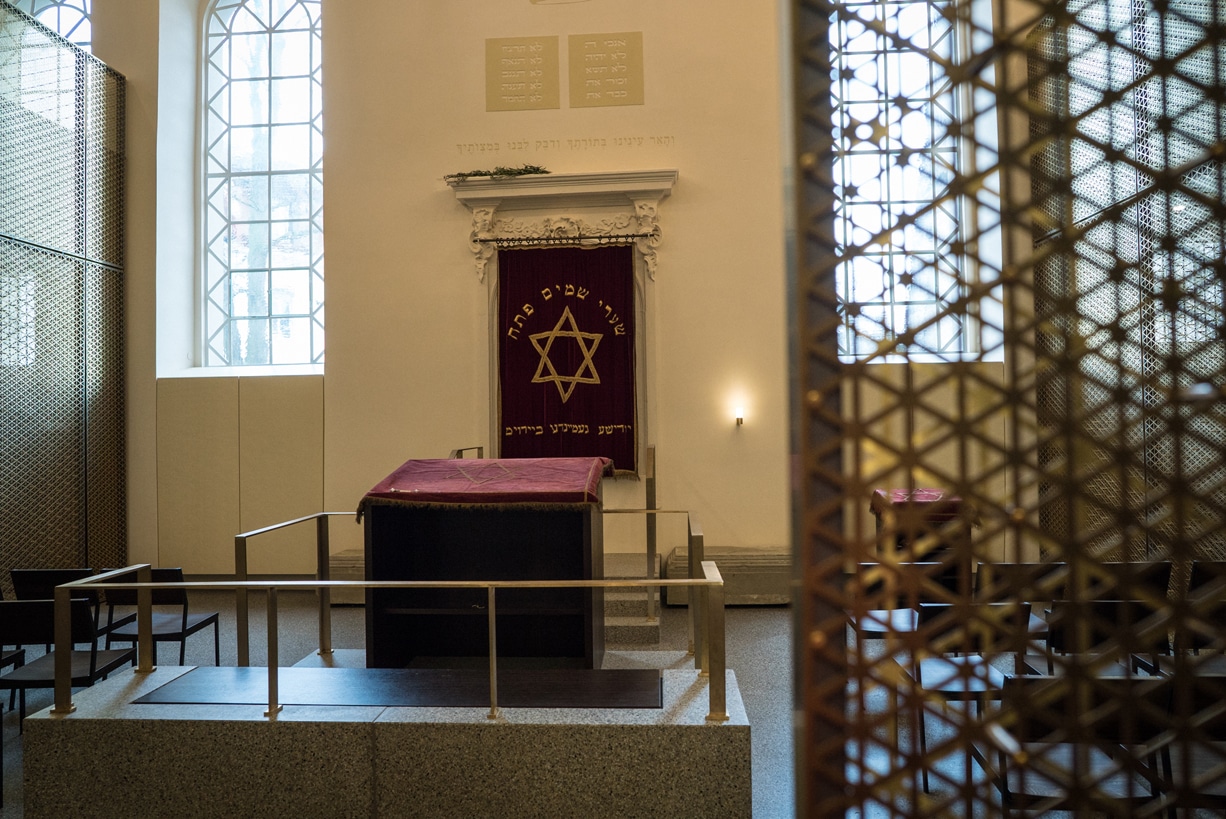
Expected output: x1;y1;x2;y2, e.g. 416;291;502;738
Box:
24;650;750;818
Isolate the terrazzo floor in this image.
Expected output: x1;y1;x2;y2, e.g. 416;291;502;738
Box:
0;592;795;818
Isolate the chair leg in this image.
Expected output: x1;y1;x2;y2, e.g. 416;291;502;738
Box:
213;622;220;666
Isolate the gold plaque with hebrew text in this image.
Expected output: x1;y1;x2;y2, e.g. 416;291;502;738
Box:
486;36;560;112
568;32;644;108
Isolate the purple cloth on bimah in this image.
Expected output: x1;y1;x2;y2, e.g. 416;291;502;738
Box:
357;457;613;518
869;488;976;525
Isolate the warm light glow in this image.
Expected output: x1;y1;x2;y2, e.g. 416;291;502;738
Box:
736;407;744;426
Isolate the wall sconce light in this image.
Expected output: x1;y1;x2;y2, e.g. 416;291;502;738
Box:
735;408;744;426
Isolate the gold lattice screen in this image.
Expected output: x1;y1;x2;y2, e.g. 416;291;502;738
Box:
791;0;1226;814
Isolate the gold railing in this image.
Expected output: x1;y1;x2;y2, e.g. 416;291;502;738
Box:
231;498;706;666
233;446;682;661
48;562;728;722
232;511;353;666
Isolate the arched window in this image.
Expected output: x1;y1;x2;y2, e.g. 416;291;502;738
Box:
9;0;90;51
830;0;1001;361
204;0;323;366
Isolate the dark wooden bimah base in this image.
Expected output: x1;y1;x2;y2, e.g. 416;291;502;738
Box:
364;503;604;669
359;457;612;671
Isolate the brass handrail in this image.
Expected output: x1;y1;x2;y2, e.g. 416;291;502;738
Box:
234;511;352;666
235;507;707;668
51;564;729;722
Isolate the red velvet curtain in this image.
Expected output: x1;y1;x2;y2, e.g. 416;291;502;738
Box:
499;245;636;472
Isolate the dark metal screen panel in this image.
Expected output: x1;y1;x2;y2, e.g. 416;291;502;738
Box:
0;240;86;572
0;1;125;587
83;53;124;268
84;261;125;568
0;18;82;256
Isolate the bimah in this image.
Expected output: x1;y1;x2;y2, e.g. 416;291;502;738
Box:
357;456;611;669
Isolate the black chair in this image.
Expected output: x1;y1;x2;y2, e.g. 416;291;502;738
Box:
982;674;1170;816
0;587;23;712
1046;599;1171;676
11;567;96;602
1173;560;1226;655
912;601;1032;792
1077;560;1173;603
847;561;965;641
10;567;135;645
0;598;136;725
104;568;220;665
1161;670;1226;813
974;561;1065;671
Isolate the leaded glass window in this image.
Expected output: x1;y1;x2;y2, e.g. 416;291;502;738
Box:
204;0;323;366
831;0;968;358
9;0;90;51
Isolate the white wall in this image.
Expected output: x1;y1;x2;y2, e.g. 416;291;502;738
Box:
96;0;793;573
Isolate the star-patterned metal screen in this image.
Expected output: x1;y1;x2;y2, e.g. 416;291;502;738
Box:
497;245;637;473
0;1;125;588
790;0;1226;814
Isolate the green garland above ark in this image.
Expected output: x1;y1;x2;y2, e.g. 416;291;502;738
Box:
444;164;550;181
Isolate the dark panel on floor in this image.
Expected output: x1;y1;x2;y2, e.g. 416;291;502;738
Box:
133;666;662;709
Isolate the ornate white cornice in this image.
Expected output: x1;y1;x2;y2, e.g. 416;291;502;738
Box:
448;169;677;282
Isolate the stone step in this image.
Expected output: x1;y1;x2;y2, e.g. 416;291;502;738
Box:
329;549;366;605
605;590;653;617
603;551;662;580
663;545;790;606
604;614;661;646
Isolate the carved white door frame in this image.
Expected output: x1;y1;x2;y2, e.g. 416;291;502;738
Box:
449;169;677;472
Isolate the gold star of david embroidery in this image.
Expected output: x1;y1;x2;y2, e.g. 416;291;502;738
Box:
529;306;602;403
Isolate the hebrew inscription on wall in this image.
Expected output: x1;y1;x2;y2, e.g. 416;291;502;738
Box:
568;32;644;108
485;36;561;112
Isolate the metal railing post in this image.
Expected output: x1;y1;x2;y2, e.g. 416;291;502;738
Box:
645;445;658;623
689;516;706;669
234;512;355;665
487;586;500;719
265;587;282;718
316;514;333;656
236;534;250;666
50;585;75;715
137;563;155;673
703;561;729;721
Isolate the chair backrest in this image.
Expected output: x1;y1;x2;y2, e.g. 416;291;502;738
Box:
104;568;188;607
1189;561;1226;599
1047;599;1172;659
11;568;98;603
1077;561;1173;602
917;601;1032;657
1176;561;1226;652
974;561;1068;605
850;562;967;607
1001;674;1172;745
0;598;100;646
